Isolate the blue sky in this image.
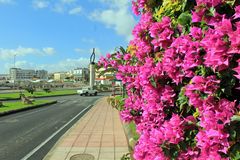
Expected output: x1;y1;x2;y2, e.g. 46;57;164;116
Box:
0;0;136;73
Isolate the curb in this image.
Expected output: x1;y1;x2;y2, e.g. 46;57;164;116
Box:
0;93;77;101
122;122;136;150
32;93;77;99
0;101;57;117
121;120;136;160
0;98;20;101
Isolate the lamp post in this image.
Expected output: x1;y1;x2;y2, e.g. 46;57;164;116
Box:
13;54;17;89
14;54;16;68
89;48;96;89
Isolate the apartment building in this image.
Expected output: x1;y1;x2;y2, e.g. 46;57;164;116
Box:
53;72;67;82
69;68;89;82
9;68;48;81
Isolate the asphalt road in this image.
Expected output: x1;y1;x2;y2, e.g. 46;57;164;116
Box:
0;94;108;160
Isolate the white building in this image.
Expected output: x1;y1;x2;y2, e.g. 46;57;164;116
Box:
9;68;48;82
36;70;48;79
95;68;115;85
69;68;89;82
53;72;67;82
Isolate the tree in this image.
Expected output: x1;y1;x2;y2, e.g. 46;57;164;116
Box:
25;85;35;95
43;88;51;93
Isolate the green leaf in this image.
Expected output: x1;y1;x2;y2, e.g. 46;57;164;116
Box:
176;88;189;110
195;65;213;77
193;108;199;118
119;46;127;55
178;12;192;26
218;69;236;98
231;115;240;122
149;76;157;88
207;7;215;17
230;130;237;140
225;0;236;6
229;143;240;160
183;0;196;12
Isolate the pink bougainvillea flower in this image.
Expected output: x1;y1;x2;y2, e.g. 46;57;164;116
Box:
123;53;132;61
132;1;140;15
149;17;173;49
233;66;240;80
190;26;203;40
192;11;202;23
234;5;240;18
196;0;222;7
98;1;240;159
228;24;240;54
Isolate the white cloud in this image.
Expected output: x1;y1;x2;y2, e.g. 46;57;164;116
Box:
39;58;90;72
31;0;82;15
99;0;128;8
3;57;90;73
52;3;65;13
0;0;14;4
32;0;49;9
81;38;96;44
69;6;82;15
74;48;85;54
4;61;36;71
61;0;77;4
53;58;89;71
42;47;56;55
0;46;55;60
48;1;83;15
14;61;36;69
90;0;136;41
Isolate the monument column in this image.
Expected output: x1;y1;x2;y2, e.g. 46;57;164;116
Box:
89;48;96;89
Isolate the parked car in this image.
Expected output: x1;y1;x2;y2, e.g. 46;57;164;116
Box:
77;87;98;96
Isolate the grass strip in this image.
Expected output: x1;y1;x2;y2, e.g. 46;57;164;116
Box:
0;100;54;113
0;89;77;100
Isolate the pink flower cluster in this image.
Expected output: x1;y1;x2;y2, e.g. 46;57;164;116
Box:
98;0;240;159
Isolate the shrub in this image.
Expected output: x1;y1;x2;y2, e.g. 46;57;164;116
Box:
43;88;51;93
25;86;35;95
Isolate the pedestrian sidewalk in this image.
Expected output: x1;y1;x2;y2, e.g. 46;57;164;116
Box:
44;97;129;160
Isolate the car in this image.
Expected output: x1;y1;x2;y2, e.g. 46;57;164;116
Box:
77;87;98;96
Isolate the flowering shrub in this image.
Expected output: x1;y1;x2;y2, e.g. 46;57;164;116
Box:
98;0;240;159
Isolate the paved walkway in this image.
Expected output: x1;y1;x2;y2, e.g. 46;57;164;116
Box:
44;97;129;160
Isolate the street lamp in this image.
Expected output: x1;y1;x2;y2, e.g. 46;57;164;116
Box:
13;54;17;90
14;54;17;68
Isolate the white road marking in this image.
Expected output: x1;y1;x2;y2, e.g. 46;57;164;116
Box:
59;100;67;104
20;104;93;160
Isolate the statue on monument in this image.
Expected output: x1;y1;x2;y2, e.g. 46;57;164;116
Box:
90;48;96;64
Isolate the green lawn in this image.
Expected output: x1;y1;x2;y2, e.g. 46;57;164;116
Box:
0;89;77;100
0;100;54;113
